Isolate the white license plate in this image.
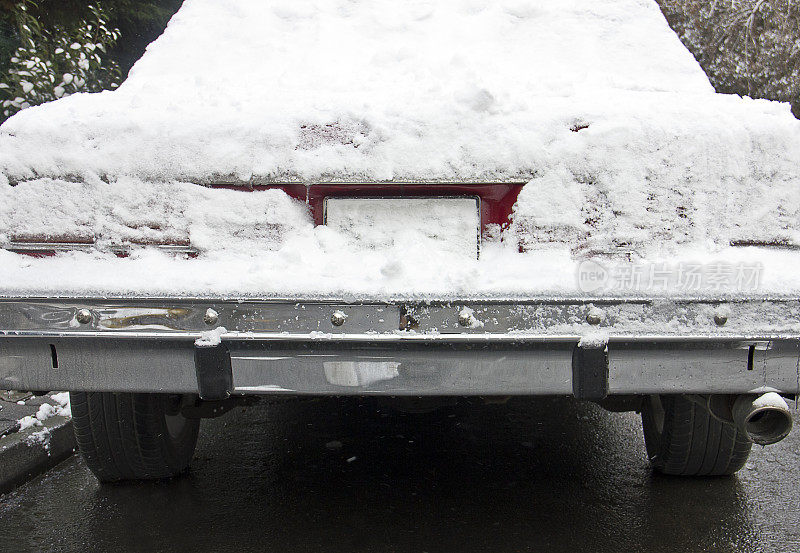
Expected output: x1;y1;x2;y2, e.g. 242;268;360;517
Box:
324;197;480;258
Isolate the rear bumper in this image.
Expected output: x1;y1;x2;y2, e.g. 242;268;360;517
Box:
1;298;799;398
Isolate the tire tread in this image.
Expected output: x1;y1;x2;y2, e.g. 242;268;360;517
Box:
642;395;751;476
70;391;199;482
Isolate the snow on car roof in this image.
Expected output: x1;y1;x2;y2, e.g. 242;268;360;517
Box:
0;0;777;183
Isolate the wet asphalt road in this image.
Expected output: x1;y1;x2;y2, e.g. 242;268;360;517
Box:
1;397;798;553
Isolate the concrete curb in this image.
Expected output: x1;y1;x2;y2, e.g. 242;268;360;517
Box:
0;416;75;495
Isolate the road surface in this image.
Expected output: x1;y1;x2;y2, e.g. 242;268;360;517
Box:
1;397;798;552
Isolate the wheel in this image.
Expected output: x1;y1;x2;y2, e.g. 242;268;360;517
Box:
70;392;200;482
641;394;752;476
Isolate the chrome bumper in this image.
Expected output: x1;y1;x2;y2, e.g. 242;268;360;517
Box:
0;298;799;398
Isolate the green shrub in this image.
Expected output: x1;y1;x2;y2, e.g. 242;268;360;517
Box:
0;1;121;120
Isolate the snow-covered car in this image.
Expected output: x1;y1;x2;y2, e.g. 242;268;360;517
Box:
1;0;798;481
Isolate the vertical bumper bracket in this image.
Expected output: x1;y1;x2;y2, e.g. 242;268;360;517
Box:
572;342;609;400
194;342;233;400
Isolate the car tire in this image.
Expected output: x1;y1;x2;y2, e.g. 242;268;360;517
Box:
641;394;751;476
70;391;200;482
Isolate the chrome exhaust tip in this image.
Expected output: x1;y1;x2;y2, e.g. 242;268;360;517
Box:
731;393;793;446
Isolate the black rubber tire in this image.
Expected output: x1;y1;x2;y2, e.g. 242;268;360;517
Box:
70;391;200;482
641;394;752;476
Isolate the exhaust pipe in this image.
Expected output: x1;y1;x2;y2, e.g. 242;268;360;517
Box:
731;393;793;446
695;392;794;445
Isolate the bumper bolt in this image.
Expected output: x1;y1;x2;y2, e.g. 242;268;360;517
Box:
204;308;219;325
586;309;603;326
714;313;728;326
331;310;347;327
76;309;92;325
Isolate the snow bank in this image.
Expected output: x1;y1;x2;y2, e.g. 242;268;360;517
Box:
0;0;799;297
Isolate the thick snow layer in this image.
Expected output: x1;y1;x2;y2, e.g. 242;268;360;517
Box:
0;178;310;251
1;243;800;298
0;0;762;183
0;0;799;297
508;99;800;254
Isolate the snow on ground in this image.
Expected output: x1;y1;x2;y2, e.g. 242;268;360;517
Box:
0;393;71;455
9;393;72;452
17;393;71;433
0;0;799;297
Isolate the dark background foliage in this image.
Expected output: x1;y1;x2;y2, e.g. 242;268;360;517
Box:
657;0;800;117
0;0;182;83
30;0;184;75
0;5;18;75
